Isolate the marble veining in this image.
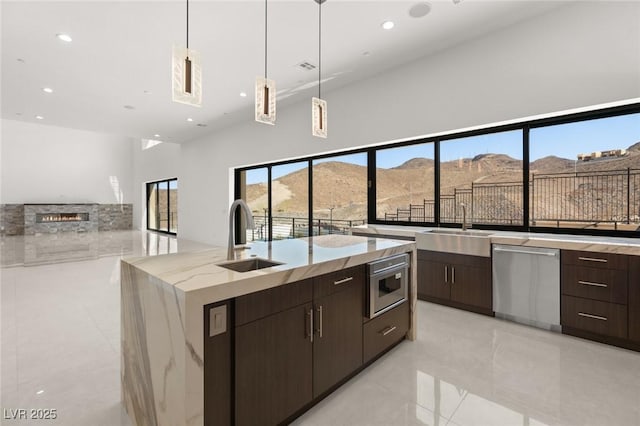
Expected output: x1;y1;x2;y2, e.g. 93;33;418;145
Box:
121;234;416;426
353;224;640;256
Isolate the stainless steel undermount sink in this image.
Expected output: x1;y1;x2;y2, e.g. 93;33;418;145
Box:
416;228;493;257
217;258;283;273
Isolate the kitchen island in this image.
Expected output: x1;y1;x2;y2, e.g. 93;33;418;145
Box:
120;234;416;426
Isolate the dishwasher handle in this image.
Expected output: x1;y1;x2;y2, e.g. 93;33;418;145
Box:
493;247;557;257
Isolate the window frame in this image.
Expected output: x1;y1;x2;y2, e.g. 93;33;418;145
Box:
234;102;640;240
146;177;178;235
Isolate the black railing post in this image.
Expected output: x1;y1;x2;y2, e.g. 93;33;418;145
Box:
627;168;631;224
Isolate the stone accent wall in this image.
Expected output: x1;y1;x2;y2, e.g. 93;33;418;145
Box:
0;204;25;236
99;204;133;231
24;204;99;235
0;203;134;235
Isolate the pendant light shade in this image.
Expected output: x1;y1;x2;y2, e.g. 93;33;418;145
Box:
172;45;202;107
256;0;276;124
172;0;202;107
312;0;327;138
255;77;276;125
312;97;327;138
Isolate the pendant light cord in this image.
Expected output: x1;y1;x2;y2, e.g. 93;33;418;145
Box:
265;0;268;79
318;0;322;99
186;0;189;49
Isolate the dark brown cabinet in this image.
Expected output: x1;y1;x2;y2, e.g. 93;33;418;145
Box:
312;267;364;397
232;266;366;426
363;300;409;364
235;303;313;426
417;250;492;315
234;279;314;426
627;256;640;343
561;249;634;347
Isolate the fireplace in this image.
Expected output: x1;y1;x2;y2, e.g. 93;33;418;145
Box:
24;204;99;235
36;213;90;223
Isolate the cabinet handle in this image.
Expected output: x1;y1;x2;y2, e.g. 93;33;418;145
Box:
578;280;608;288
381;326;397;336
334;276;353;285
578;256;608;263
578;312;608;321
307;309;314;342
318;305;323;338
451;266;455;284
444;266;448;283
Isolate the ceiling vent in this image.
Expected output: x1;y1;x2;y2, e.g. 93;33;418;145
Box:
296;61;317;71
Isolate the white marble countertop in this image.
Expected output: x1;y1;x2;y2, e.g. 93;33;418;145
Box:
352;224;640;256
123;234;416;303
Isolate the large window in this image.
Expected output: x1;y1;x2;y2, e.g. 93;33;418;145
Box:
146;178;178;234
376;142;435;222
530;113;640;231
312;153;368;235
241;168;269;241
273;161;309;239
235;103;639;239
439;130;523;226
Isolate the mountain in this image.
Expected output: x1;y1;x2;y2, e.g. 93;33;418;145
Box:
530;155;574;173
245;146;640;222
394;158;434;169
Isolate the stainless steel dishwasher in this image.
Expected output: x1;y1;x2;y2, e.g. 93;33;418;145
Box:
492;245;561;331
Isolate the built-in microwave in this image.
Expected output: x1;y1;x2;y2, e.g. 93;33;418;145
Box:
367;253;409;319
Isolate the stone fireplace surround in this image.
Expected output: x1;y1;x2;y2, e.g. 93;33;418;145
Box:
0;203;133;235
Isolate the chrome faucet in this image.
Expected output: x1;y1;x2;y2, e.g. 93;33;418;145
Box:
228;199;255;260
460;203;467;231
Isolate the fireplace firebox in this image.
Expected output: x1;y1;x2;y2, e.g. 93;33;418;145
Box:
36;213;90;223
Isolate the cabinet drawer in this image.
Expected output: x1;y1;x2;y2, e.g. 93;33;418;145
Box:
363;301;409;363
236;279;313;326
314;265;365;299
562;265;627;304
561;295;627;339
562;250;628;270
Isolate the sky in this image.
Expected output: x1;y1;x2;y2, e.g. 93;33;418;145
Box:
245;112;639;184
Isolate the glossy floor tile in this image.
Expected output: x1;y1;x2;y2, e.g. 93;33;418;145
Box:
2;231;640;425
294;303;640;426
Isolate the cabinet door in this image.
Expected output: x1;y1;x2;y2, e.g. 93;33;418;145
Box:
629;256;640;343
235;303;313;426
418;259;450;301
313;279;363;397
450;261;491;310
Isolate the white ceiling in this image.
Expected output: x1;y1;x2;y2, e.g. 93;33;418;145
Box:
1;0;571;143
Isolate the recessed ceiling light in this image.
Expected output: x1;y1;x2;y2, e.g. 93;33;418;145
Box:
186;118;193;122
197;123;208;127
239;92;247;98
42;87;53;93
154;134;160;138
381;21;395;30
143;90;152;95
453;0;464;4
35;115;44;120
123;105;135;110
17;58;25;63
409;2;432;18
56;33;72;42
362;51;371;56
15;112;22;116
36;390;44;395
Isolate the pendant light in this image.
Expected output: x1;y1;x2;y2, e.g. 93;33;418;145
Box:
312;0;327;138
172;0;202;107
256;0;276;124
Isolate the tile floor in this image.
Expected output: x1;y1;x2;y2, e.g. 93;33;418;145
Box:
2;231;639;425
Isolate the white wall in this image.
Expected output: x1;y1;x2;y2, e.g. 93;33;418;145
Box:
132;140;181;230
0;119;134;205
178;1;640;247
